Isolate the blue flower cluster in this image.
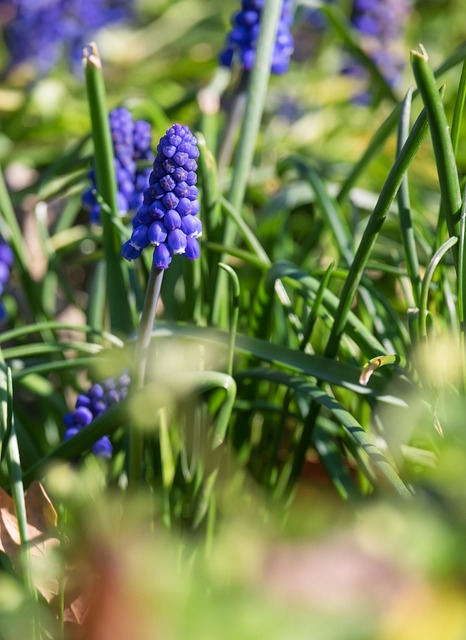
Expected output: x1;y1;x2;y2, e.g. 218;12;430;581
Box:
121;124;202;270
1;0;132;74
346;0;411;99
0;238;14;322
63;371;131;459
83;107;154;224
219;0;294;75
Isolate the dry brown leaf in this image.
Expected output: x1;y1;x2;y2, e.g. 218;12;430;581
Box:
0;481;92;624
0;480;59;603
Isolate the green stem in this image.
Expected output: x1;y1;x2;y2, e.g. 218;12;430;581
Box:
397;88;421;305
325;103;430;361
83;42;132;336
218;263;240;376
0;363;37;635
213;0;283;324
459;190;466;396
451;60;466;158
412;46;462;248
129;265;164;486
217;70;250;177
288;100;430;486
418;235;458;341
337;45;466;203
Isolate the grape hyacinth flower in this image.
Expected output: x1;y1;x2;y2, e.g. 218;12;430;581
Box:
219;0;295;75
63;371;131;459
121;124;202;270
83;107;154;224
0;238;14;322
0;0;132;75
344;0;411;101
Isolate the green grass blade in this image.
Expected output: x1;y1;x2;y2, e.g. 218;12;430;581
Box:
218;264;240;376
325;98;430;361
411;46;462;244
0;360;37;620
152;322;410;404
397;88;421;305
418;235;459;341
279;157;353;264
451;60;466;157
213;0;283;322
238;369;412;499
83;43;132;336
0;321;123;347
267;261;386;356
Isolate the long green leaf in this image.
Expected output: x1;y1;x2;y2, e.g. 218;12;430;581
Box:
83;42;132;336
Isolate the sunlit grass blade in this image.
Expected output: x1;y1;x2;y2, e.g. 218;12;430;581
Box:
83;42;132;336
238;369;412;499
412;45;462;247
0;357;37;627
218;264;240;376
359;354;408;386
325;97;430;361
278;156;353;264
267;261;386;356
0;321;123;347
12;357;98;382
397;88;421;306
459;187;466;395
451;60;466;158
152;322;410;404
213;0;283;323
418;235;459;341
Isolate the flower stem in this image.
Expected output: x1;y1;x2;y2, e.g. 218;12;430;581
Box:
129;265;164;486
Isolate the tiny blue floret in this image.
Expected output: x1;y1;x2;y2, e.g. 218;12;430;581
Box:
63;371;131;459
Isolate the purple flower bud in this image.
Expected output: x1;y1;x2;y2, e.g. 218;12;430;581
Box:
177;198;192;216
181;215;202;238
130;225;150;250
74;406;93;426
148;220;168;245
185;237;201;261
64;427;80;440
121;240;143;261
91;436;113;459
164;209;182;230
148;202;166;219
153;243;172;269
167;229;187;254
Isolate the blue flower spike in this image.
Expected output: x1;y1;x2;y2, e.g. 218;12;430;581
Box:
219;0;295;75
63;371;131;459
121;124;202;270
83;107;154;224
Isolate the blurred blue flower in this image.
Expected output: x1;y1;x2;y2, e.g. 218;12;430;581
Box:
345;0;411;100
63;370;131;459
83;107;154;224
219;0;295;75
0;237;14;322
121;123;202;270
0;0;132;74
